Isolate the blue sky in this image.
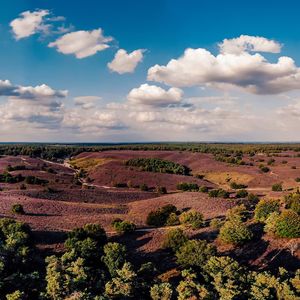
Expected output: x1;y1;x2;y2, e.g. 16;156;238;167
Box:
1;0;300;142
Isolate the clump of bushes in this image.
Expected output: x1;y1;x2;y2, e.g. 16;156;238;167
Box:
176;182;198;191
146;204;178;227
199;186;208;193
230;182;247;189
295;177;300;182
210;218;224;229
208;189;230;199
254;199;280;222
226;204;247;222
235;189;248;198
179;210;204;229
11;204;25;215
126;158;190;175
140;183;149;191
247;193;259;203
175;239;216;268
25;176;48;185
284;192;300;214
162;228;188;252
112;219;136;234
166;213;180;226
265;210;300;238
259;165;270;173
219;219;253;245
272;183;283;192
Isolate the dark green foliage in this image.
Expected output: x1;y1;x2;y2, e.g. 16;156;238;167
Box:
126;158;190;175
259;165;270;173
235;189;248;198
6;165;26;172
208;188;230;198
11;204;25;215
176;182;199;191
140;183;149;191
199;186;208;193
295;177;300;182
285;192;300;214
146;204;178;227
0;172;24;183
112;219;136;234
176;239;216;268
24;176;48;185
247;193;259;203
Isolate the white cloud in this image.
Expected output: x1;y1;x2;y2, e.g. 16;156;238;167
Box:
74;96;102;109
147;36;300;95
127;84;183;106
48;29;113;58
219;35;282;54
10;9;49;40
108;49;145;74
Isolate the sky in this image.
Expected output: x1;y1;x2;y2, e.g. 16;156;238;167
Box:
1;0;300;142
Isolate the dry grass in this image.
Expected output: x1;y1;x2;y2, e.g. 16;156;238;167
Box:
204;171;254;188
69;157;114;172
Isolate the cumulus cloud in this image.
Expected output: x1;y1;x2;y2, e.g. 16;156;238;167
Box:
147;35;300;95
127;84;183;106
0;80;67;99
108;49;145;74
74;96;102;109
48;29;113;58
219;35;281;54
10;9;49;40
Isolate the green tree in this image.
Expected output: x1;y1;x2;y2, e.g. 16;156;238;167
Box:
150;283;173;300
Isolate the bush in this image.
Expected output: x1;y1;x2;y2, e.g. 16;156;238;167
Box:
259;165;270;173
210;218;224;229
112;219;136;234
199;186;208;193
254;199;280;222
146;205;178;227
156;186;167;194
272;183;283;192
166;213;180;226
19;183;26;190
295;177;300;182
219;220;253;245
284;192;300;214
208;189;230;199
102;242;126;276
140;183;149;191
176;239;216;268
162;228;188;252
179;210;204;229
150;283;173;300
247;193;259;203
265;210;300;238
11;204;25;215
176;182;199;191
226;204;247;222
236;189;248;198
230;182;247;189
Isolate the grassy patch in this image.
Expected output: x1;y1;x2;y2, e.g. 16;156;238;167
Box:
69;157;114;172
205;171;253;188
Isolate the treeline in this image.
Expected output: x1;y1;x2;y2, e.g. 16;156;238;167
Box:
1;143;300;162
125;158;190;175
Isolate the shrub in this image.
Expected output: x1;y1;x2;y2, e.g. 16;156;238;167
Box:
247;193;259;203
295;177;300;182
112;219;136;234
199;186;208;193
235;189;248;198
176;182;199;191
291;166;297;169
166;213;180;226
272;183;283;192
226;204;247;222
102;242;126;276
176;239;216;268
230;182;247;189
162;228;188;252
254;199;280;222
156;186;167;194
208;189;230;199
259;165;270;173
11;204;25;215
210;218;224;229
179;210;204;229
146;205;178;227
140;183;149;191
219;220;253;245
265;210;300;238
267;158;275;165
150;283;173;300
284;192;300;214
19;183;26;190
